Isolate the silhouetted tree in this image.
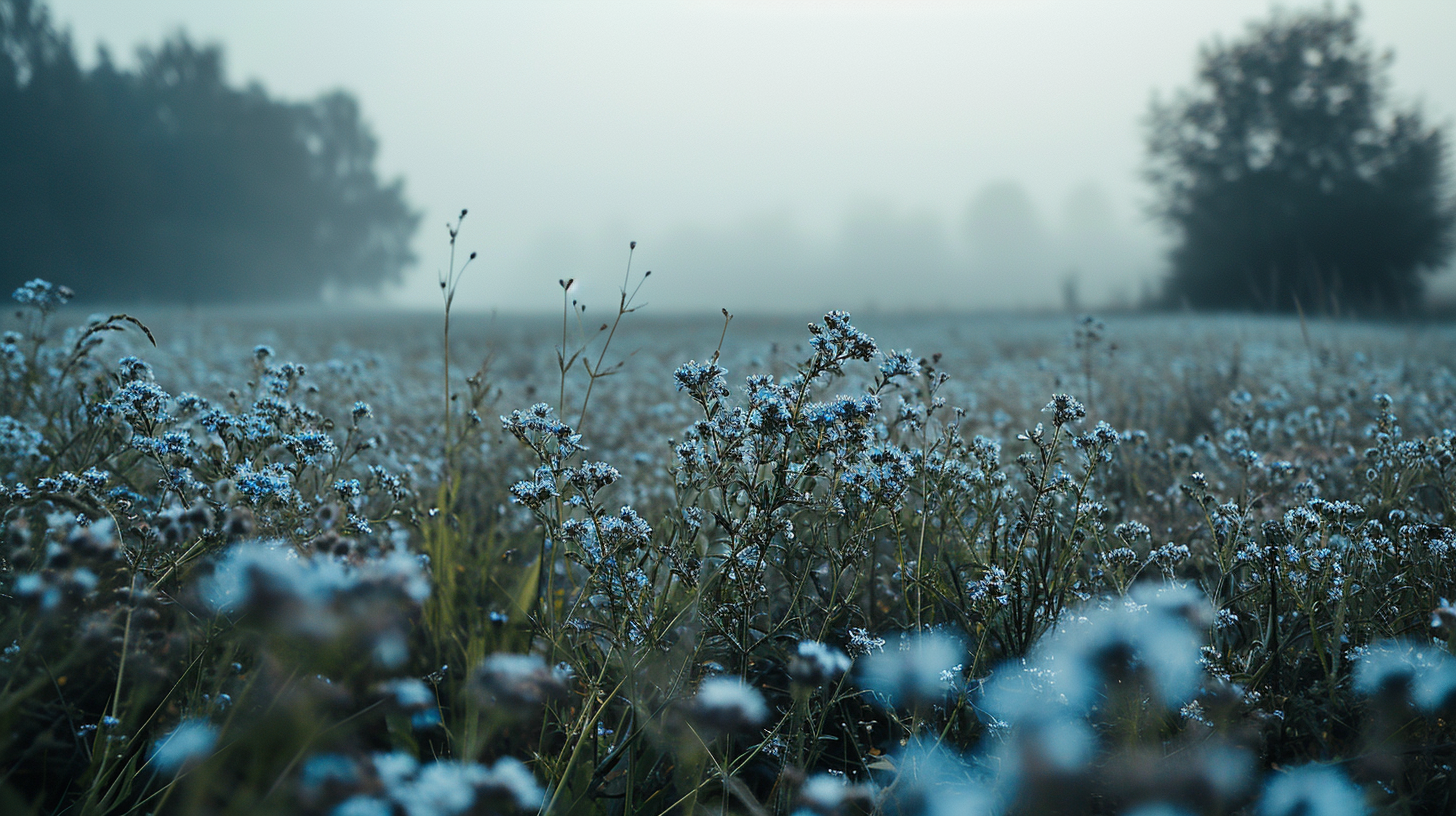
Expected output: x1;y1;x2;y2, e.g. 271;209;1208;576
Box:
0;0;418;302
1146;5;1452;314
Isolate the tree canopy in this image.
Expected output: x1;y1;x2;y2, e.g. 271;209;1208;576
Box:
0;0;419;303
1146;5;1453;314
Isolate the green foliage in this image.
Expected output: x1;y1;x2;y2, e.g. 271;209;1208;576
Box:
0;0;419;303
1146;5;1454;314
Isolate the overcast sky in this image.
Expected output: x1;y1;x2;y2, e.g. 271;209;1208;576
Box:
45;0;1456;313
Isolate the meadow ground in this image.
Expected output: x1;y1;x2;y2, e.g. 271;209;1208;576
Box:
4;290;1456;815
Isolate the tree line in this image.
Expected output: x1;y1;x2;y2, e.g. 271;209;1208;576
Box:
0;0;418;303
4;2;1449;313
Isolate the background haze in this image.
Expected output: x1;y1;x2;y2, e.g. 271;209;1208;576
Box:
44;0;1456;313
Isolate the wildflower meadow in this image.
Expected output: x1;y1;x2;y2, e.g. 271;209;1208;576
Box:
4;263;1456;815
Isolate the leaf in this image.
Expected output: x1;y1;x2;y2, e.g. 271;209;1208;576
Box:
510;554;541;624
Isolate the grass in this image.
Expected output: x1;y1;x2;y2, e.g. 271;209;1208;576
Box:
1;268;1456;814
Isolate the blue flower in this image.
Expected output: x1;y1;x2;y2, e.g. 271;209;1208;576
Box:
149;720;218;775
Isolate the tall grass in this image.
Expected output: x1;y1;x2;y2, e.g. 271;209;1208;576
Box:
2;263;1456;814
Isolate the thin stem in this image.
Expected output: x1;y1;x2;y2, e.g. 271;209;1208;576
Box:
439;209;476;481
559;280;572;416
576;242;645;437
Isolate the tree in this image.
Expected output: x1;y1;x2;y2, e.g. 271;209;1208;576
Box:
1145;5;1453;314
0;0;419;303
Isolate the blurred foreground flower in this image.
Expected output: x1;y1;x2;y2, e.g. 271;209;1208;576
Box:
880;741;993;816
322;752;545;816
1259;764;1367;816
857;632;965;708
149;719;218;775
790;639;853;687
470;653;570;710
796;772;874;816
980;584;1207;726
691;676;768;732
199;538;429;668
1354;641;1456;713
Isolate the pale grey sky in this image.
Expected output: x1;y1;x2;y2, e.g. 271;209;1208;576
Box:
45;0;1456;313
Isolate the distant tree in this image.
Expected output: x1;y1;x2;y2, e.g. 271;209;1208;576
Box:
1145;5;1453;314
0;0;418;302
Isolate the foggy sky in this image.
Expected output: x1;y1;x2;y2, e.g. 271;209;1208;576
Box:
45;0;1456;313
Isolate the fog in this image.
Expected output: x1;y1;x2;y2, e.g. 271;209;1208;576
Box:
506;180;1151;315
43;0;1456;313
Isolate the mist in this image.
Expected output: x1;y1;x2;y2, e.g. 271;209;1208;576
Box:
479;179;1154;315
30;0;1456;312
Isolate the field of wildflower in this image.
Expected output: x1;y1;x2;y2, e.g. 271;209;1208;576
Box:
4;272;1456;816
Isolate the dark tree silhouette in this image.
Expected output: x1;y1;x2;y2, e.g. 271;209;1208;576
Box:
0;0;419;303
1146;5;1453;314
